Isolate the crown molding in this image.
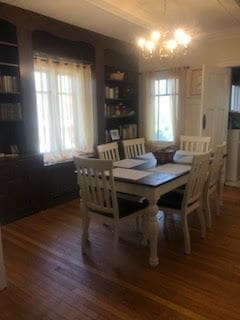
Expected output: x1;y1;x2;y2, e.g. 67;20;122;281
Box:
197;27;240;41
84;0;152;30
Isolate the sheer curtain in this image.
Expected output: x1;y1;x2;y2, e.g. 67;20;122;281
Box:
34;56;94;163
139;68;186;147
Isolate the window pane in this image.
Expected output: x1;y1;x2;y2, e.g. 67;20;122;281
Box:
155;80;159;95
154;95;173;141
159;79;167;94
57;74;74;150
35;71;51;153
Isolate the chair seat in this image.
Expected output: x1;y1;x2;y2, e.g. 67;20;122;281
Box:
118;197;149;218
91;197;149;218
157;191;183;210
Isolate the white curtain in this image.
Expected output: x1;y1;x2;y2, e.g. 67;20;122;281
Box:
139;68;186;147
34;56;94;163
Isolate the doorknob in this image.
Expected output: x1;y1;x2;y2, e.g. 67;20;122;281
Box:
202;114;206;130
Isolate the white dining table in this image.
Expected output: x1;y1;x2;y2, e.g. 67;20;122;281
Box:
0;227;6;291
113;159;190;267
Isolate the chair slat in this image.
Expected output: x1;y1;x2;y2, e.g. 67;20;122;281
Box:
122;138;145;159
97;142;120;161
180;136;211;153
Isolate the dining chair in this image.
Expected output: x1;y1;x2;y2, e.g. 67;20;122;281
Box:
158;152;211;254
180;135;211;152
204;142;226;228
174;136;211;164
97;142;120;161
122;138;145;159
97;140;144;232
74;156;149;266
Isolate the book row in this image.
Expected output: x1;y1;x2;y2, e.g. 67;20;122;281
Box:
104;103;135;118
0;75;19;93
105;86;119;99
105;123;138;142
0;103;22;120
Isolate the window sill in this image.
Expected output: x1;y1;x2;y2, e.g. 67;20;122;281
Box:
43;153;95;167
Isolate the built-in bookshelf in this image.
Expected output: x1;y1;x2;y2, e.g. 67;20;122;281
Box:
0;19;23;154
104;56;138;143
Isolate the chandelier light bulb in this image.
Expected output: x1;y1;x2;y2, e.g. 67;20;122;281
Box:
137;38;146;48
174;29;191;47
182;34;191;47
174;28;185;40
146;41;155;52
166;39;177;52
151;31;161;42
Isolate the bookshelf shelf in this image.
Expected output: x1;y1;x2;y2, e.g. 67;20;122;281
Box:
106;113;135;120
0;62;19;67
0;41;18;47
0;19;24;154
105;79;135;85
105;98;134;102
0;120;23;123
0;91;21;95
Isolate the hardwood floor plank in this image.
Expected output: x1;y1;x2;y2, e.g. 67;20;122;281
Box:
1;186;240;319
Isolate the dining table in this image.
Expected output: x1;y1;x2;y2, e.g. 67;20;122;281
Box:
112;154;191;267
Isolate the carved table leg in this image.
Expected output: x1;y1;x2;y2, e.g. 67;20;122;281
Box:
148;201;159;267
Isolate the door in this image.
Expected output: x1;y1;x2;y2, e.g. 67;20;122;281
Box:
201;65;231;149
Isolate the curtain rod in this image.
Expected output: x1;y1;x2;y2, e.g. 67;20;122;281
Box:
33;51;93;66
138;66;189;74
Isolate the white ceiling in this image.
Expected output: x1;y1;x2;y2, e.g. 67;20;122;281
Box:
2;0;240;42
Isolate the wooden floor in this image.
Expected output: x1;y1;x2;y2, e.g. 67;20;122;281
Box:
1;186;240;320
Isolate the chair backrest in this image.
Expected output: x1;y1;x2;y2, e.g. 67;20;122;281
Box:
74;157;119;219
180;135;211;153
208;142;226;189
97;142;120;161
183;152;211;211
122;138;145;158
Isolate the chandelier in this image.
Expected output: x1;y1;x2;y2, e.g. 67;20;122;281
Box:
136;0;191;59
137;28;191;60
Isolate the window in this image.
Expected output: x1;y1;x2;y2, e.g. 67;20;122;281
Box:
34;56;94;163
154;78;179;142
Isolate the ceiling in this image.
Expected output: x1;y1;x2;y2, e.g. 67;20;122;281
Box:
2;0;240;43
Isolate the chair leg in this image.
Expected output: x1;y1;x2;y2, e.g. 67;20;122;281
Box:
196;206;206;238
113;225;119;267
205;193;212;228
181;215;191;254
82;214;90;254
163;211;169;240
141;214;148;246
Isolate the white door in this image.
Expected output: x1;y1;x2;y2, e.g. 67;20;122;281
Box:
201;65;231;148
0;227;6;291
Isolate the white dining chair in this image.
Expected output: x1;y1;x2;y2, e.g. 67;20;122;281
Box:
174;136;211;164
97;140;144;232
122;138;145;159
74;157;149;266
158;152;211;254
180;135;211;152
204;142;226;228
97;142;120;161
